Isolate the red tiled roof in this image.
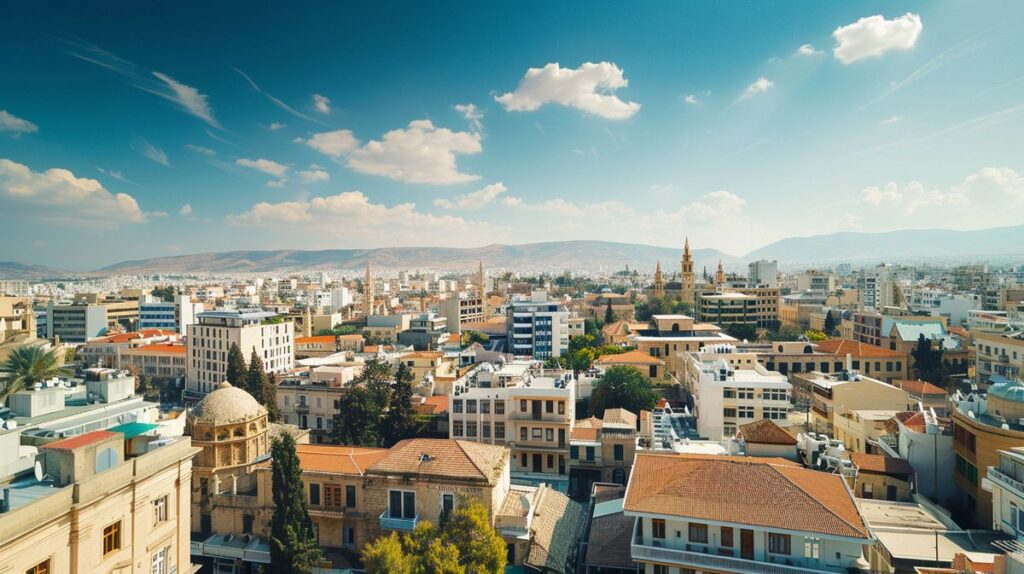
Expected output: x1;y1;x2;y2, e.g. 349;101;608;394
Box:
849;452;915;476
367;439;508;483
413;395;449;415
100;329;177;343
737;419;797;445
595;350;662;366
41;430;119;451
296;444;388;475
815;339;906;358
624;453;869;539
123;343;186;355
296;335;336;345
894;379;948;396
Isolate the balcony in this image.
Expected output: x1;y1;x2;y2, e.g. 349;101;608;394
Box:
379;511;419;531
295;402;310;414
631;542;828;574
987;466;1024;495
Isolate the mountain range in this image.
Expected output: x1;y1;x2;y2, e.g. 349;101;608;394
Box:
2;224;1023;280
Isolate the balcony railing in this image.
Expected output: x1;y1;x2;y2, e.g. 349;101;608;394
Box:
631;542;830;574
379;511;419;531
988;466;1024;494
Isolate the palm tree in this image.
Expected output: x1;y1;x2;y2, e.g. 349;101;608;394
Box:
0;345;72;404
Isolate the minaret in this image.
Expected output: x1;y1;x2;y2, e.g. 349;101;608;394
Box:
715;260;725;289
363;262;374;317
653;261;665;299
477;260;488;317
680;237;696;307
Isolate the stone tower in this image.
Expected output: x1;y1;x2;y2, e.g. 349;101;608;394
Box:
680;237;696;307
716;260;726;288
653;261;665;299
363;261;374;317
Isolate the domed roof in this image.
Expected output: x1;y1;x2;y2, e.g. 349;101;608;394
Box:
990;380;1024;403
191;382;267;425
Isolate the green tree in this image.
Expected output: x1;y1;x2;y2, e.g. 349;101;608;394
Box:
767;324;804;341
725;323;758;341
590;365;658;418
225;343;247;387
911;334;950;387
268;433;323;574
460;330;490;347
604;300;615;324
442;498;507;574
382;362;417;446
330;385;382;446
362;533;417;574
263;373;281;423
247;350;280;422
0;345;72;404
804;329;829;341
823;312;837;336
150;285;176;301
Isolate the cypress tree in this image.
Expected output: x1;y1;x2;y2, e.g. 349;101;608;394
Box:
268;433;323;573
247;350;280;421
225;343;247;387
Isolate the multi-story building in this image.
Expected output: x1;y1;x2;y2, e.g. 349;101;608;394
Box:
681;345;791;441
568;408;637;498
184;309;294;402
45;301;107;342
0;279;30;296
507;290;570;359
747;259;778;287
794;370;911;437
974;330;1024;388
624;453;873;574
139;293;203;333
631;314;736;376
119;343;187;382
0;429;199;574
439;292;485;334
749;339;909;384
450;361;575;490
795;270;836;293
695;291;758;328
987;447;1024;536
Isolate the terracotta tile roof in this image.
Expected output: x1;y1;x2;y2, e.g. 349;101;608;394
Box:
602;320;629;338
595;349;662;366
570;427;601;441
123;343;186;355
592;483;627;504
41;430;119;451
815;338;906;358
894;379;948;396
296;444;389;475
849;452;915;476
367;439;508;484
624;453;870;539
101;329;177;343
737;419;797;445
602;408;638;428
902;412;928;433
884;411;917;435
525;485;586;572
412;395;449;415
296;335;337;345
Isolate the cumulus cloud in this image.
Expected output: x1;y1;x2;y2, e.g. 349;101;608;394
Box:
683;94;698;105
0;110;38;135
454;103;484;131
179;203;192;216
236;158;289;178
312;94;331;113
151;71;219;127
434;182;507;210
495;62;640;120
296;129;360;157
134;140;169;166
795;44;824;56
303;120;480;184
297;168;330;184
0;158;145;224
833;13;923;64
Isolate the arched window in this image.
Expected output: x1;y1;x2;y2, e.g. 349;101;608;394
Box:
804;345;813;354
671;323;680;333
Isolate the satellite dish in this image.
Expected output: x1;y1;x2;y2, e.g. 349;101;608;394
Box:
33;460;43;482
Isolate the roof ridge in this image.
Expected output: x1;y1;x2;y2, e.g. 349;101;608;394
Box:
771;465;866;538
454;439;490;479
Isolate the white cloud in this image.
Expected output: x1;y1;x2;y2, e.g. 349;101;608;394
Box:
312;94;331;114
297;168;330;184
795;44;824;56
268;122;286;130
185;144;216;157
495;62;640;120
858;167;1024;225
738;77;774;101
134;140;169;166
179;203;192;216
0;158;145;224
347;120;482;184
296;129;360;157
96;167;132;184
833;13;923;64
236;158;289;178
232;67;326;126
0;110;38;135
505;189;747;226
151;72;219;127
683;94;698;105
454;103;484;131
434;182;507;210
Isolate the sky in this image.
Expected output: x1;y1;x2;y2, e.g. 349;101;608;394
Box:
1;1;1023;270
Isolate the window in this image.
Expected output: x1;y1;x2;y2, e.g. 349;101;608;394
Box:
309;483;321;505
737;388;754;400
738;406;755;419
346;485;357;508
26;560;50;574
243;514;254;532
955;453;979;485
325;484;343;507
862;482;873;498
532;428;543;440
520;453;527;467
614;444;624;461
344;527;355;545
482;423;491;439
545;428;554;442
723;388;736;399
763;389;788;401
441;492;455;521
558;401;565;415
467;422;477;437
653;566;668;574
466;400;477;414
804;537;820;560
102;521;121;557
688;522;708;544
586;446;595;461
768;533;791;555
547;454;554;468
495;401;505;415
652;518;666;539
151;547;168;574
570;445;579;459
723;407;737;418
452;400;463;413
546;400;553;413
481;400;490;414
954;423;977;453
453;421;464;437
520;399;527;412
720;526;733;547
495;422;505;439
521;427;528;441
764;407;788;420
388;490;416;519
153;494;168;524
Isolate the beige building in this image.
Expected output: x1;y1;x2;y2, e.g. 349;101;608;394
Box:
184;310;294;402
568;408;637;498
594;349;665;379
795;370;912;437
118;343;187;381
631;314;737;376
974;330;1024;387
0;429;199;574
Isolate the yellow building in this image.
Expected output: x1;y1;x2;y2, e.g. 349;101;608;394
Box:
0;429;199;574
631;314;736;376
594;349;665;379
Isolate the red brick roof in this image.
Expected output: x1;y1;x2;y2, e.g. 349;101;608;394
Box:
296;444;388;475
123;343;185;355
41;430;119;451
624;453;870;539
737;419;797;445
894;379;948;396
100;329;177;343
296;335;336;345
367;439;507;484
849;452;915;476
815;339;906;358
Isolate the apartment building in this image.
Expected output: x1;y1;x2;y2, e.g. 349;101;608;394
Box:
507;290;570;359
79;328;180;367
887;319;970;377
987;447;1024;536
749;339;908;383
974;330;1024;387
794;370;911;438
681;345;792;441
44;301;107;342
119;343;187;382
450;361;575;490
624;453;873;574
439;292;485;334
276;371;362;442
139;293;203;333
184;309;294;402
695;291;758;328
748;259;778;287
568;408;637;499
0;429;199;574
631;314;736;376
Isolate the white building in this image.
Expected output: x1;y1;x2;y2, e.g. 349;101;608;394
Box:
330;286;352;312
139;294;202;333
987;447;1024;537
507;290;569;359
682;345;792;441
439;292;484;334
184;309;294;402
747;259;779;288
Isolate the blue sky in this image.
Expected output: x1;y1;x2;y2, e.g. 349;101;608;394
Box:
2;1;1023;270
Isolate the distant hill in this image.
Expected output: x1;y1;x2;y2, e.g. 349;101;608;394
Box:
0;261;73;281
744;225;1024;266
95;241;736;275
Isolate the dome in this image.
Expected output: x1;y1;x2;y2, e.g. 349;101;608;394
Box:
191;382;267;425
990;380;1024;403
